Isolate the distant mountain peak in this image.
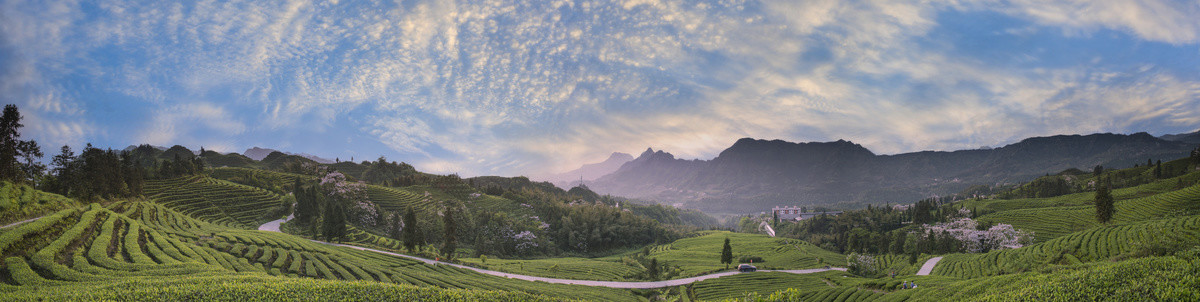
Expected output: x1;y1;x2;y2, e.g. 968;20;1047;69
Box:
243;147;334;163
639;147;656;157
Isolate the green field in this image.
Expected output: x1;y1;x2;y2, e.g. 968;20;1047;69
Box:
646;231;846;277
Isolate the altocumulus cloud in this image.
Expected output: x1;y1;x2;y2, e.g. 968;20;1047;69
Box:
1;0;1198;176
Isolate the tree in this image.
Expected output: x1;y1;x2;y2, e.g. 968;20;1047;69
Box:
442;205;458;260
647;258;660;280
890;231;907;254
294;181;319;225
323;198;347;242
403;205;422;253
720;237;733;269
0;105;43;184
48;145;78;195
388;213;401;240
1093;165;1103;176
1094;180;1114;224
1154;160;1163;179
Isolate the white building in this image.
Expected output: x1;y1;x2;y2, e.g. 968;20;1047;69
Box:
772;206;842;221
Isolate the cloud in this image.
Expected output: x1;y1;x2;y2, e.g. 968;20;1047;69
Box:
3;0;1198;177
975;0;1200;44
140;102;246;148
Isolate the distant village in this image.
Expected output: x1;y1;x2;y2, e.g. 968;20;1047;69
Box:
770;206;843;221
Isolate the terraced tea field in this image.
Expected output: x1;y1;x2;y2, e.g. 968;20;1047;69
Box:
933;214;1200;278
690;270;849;301
0;201;639;301
145;176;289;229
976;184;1200;243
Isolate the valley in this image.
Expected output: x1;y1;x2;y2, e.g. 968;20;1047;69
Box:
2;130;1199;301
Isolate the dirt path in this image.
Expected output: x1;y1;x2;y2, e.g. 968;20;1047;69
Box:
258;216;847;289
916;256;942;276
1;216;43;229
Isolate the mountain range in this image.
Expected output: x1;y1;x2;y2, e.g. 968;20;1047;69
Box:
586;132;1198;214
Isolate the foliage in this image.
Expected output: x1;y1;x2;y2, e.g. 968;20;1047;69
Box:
1093;179;1114;224
721;237;733;267
42;143;147;200
442;201;458;260
0;104;43;185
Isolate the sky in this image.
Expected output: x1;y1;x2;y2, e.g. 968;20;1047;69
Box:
2;0;1199;177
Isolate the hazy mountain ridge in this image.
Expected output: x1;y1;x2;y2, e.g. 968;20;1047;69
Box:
244;147;335;164
538;152;634;188
590;132;1196;213
1161;130;1200;144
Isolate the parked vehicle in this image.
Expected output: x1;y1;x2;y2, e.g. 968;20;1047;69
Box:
737;264;757;272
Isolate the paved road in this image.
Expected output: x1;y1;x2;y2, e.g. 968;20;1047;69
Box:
257;216;847;289
1;216;43;229
759;221;776;237
916;256;942;276
257;214;292;232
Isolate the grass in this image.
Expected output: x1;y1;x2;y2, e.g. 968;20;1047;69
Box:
0;181;79;226
958;170;1200;215
646;231;846;277
457;256;643;281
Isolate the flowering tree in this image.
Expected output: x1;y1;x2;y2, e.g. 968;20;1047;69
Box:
846;253;879;276
923;218;1032;253
320;171;377;227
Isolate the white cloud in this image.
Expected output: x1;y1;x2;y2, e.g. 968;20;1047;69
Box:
140;102;246;147
3;0;1198;177
964;0;1200;44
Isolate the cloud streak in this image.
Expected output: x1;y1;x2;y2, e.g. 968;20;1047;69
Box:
2;0;1198;176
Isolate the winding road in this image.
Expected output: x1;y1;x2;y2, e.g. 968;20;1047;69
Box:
258;215;846;288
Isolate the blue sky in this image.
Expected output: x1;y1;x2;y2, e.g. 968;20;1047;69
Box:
3;0;1199;177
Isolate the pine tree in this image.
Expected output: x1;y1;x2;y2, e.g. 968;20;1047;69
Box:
1094;180;1114;224
323;198;346;242
389;213;401;240
772;210;779;228
1155;160;1163;179
294;182;317;225
0;105;43;184
647;258;659;280
720;237;733;269
403;205;421;253
442;205;458;260
891;231;907;254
